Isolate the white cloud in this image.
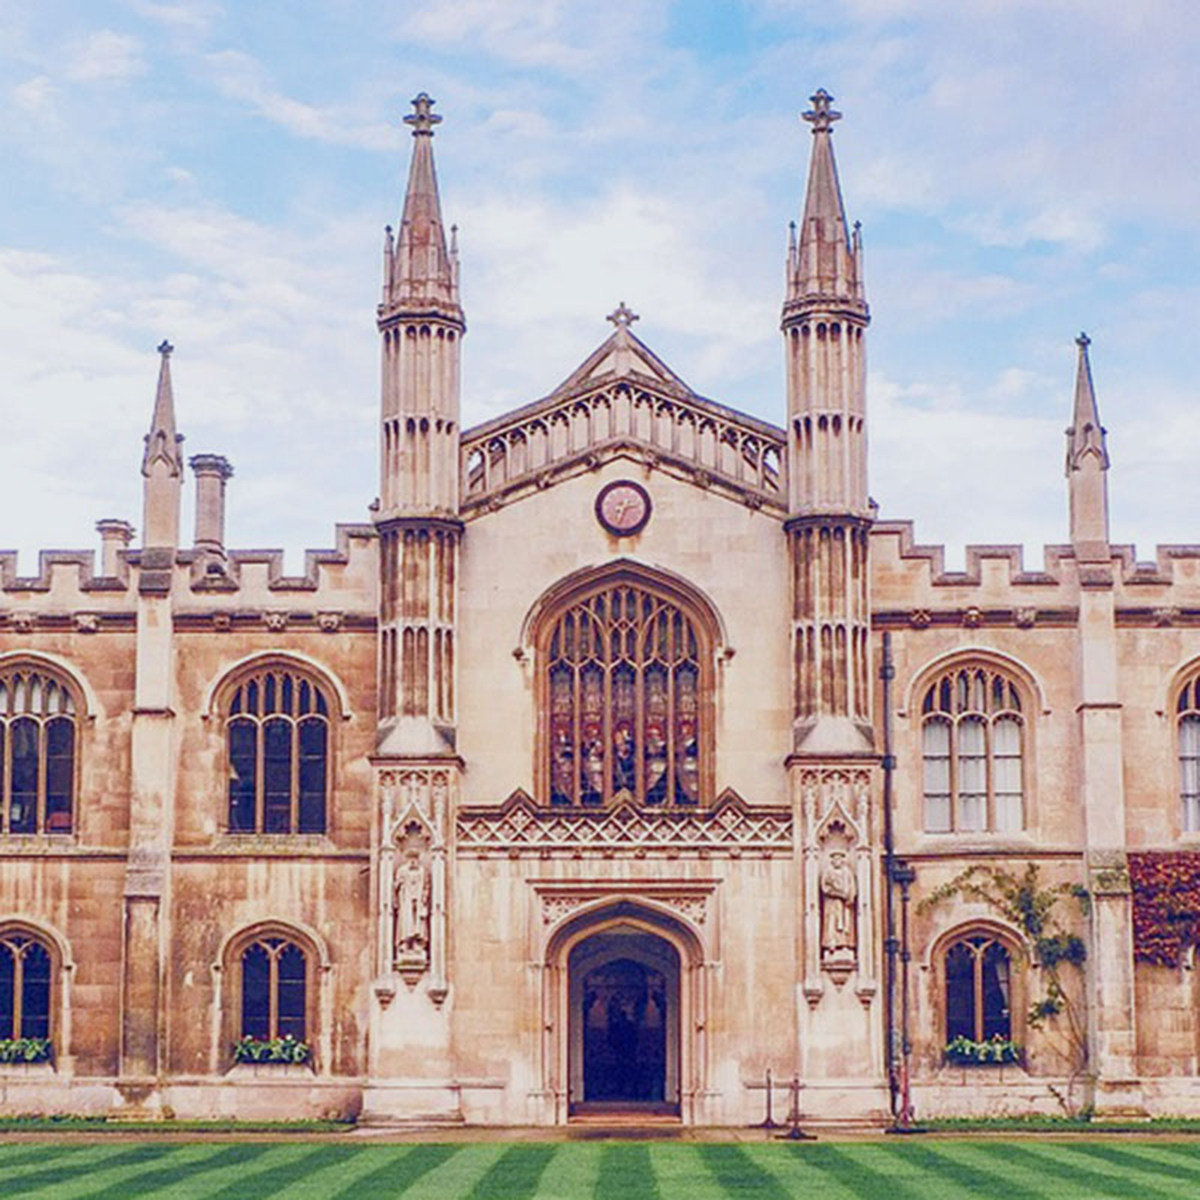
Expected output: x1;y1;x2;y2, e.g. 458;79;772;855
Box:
63;30;147;83
11;75;56;115
201;49;393;150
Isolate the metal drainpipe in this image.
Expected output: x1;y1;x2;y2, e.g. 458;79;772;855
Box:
881;631;899;1123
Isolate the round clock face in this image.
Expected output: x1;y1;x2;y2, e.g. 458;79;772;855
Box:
596;480;652;537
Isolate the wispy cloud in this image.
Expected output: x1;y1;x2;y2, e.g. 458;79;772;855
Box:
63;30;146;83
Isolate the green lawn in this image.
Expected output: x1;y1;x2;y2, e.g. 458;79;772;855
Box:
0;1139;1198;1198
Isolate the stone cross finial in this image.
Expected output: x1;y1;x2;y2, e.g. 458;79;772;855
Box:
157;339;173;357
803;89;842;133
1077;331;1090;349
405;92;442;136
606;301;639;329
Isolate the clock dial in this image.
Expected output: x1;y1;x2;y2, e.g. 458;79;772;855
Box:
595;480;652;537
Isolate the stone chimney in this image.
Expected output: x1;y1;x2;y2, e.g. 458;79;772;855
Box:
95;519;135;577
188;454;233;563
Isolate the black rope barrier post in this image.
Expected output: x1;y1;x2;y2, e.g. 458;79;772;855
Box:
776;1074;816;1141
754;1066;780;1130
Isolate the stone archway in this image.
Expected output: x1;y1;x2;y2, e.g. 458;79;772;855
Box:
570;929;680;1114
541;900;707;1123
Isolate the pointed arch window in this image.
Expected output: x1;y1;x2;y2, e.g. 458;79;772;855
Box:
0;931;53;1043
944;932;1013;1043
0;667;78;835
1176;676;1200;833
225;667;330;834
240;936;307;1043
540;577;713;807
921;665;1025;833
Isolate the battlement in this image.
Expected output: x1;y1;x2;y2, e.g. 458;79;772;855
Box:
0;523;378;611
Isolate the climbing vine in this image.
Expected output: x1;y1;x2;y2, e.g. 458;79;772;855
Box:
1128;852;1200;967
919;862;1091;1112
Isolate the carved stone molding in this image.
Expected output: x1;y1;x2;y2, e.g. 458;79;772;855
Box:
456;791;791;858
317;611;344;633
263;611;289;632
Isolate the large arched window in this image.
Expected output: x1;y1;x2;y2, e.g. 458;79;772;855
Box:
1178;676;1200;833
240;935;307;1043
0;665;77;835
0;931;52;1042
225;666;330;834
921;664;1024;833
944;932;1013;1044
540;577;713;807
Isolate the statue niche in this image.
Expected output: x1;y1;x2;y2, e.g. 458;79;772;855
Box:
393;817;432;986
818;821;857;984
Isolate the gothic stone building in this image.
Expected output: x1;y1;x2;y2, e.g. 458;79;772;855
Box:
1;89;1199;1126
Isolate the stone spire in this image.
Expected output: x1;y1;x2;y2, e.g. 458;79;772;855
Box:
786;89;866;309
382;92;460;318
141;340;184;550
782;90;873;754
1066;333;1110;561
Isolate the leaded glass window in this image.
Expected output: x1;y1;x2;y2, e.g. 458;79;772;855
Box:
945;933;1012;1043
0;668;77;835
226;668;329;834
240;936;306;1041
544;581;708;807
921;665;1025;833
1177;677;1200;833
0;933;51;1039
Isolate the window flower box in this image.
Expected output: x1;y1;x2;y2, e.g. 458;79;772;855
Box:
944;1035;1021;1066
231;1034;311;1065
0;1037;53;1064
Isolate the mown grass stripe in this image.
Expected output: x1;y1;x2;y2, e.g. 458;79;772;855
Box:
971;1140;1183;1200
795;1144;933;1200
646;1143;713;1200
737;1143;887;1200
696;1143;792;1199
323;1144;463;1199
0;1144;173;1197
0;1144;97;1174
1053;1142;1200;1194
593;1143;659;1200
465;1143;558;1199
390;1143;509;1200
877;1140;1046;1199
77;1142;274;1199
523;1139;600;1200
179;1144;360;1200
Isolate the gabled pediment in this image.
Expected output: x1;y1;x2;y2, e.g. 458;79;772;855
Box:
460;316;788;520
549;323;694;402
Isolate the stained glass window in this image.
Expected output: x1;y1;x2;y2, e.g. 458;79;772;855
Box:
545;581;707;807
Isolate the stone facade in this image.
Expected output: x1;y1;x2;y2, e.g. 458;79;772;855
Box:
1;89;1199;1125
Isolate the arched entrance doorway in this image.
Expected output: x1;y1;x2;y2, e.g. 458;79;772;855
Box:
568;927;681;1115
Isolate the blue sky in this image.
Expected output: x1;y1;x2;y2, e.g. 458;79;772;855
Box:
2;0;1198;571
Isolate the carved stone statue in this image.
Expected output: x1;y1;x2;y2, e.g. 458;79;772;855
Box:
395;847;430;961
819;848;857;964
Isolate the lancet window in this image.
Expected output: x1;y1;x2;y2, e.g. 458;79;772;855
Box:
225;667;330;835
921;664;1024;833
542;579;710;807
944;932;1013;1043
240;936;307;1042
0;931;52;1041
0;666;77;835
1177;676;1200;833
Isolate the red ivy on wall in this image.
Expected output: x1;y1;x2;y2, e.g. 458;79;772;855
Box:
1128;852;1200;966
